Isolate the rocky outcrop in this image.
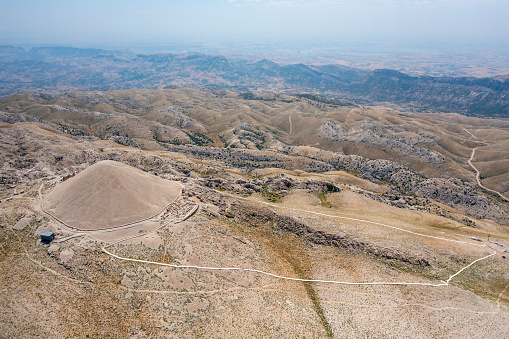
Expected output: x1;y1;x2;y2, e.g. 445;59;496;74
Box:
167;145;335;173
348;69;509;117
225;200;431;267
168;142;509;226
0;111;41;124
184;182;432;267
199;175;340;198
318;120;445;164
273;145;509;226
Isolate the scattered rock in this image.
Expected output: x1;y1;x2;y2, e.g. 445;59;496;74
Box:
47;243;60;256
59;249;74;263
12;216;31;230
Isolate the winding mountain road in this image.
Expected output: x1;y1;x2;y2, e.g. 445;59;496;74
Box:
221;191;488;247
464;127;509;202
288;113;293;135
468;147;509;202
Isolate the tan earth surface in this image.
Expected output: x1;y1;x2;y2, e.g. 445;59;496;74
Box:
1;89;509;338
42;160;181;230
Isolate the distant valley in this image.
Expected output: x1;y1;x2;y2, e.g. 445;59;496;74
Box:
2;47;509;338
1;46;509;117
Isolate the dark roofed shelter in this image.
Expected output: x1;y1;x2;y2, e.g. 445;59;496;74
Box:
40;231;55;243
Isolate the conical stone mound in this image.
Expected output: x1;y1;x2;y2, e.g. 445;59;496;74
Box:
43;160;181;231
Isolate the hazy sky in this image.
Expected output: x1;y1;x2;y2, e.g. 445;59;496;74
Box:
1;0;508;48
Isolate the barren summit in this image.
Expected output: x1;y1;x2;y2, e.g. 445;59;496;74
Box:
1;90;509;338
42;160;181;230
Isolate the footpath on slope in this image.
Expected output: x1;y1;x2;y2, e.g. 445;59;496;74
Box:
468;147;509;202
101;189;500;288
465;128;509;202
35;160;502;289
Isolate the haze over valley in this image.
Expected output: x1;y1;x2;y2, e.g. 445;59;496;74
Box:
1;1;509;338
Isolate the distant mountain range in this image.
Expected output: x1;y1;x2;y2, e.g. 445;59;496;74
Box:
1;46;508;117
350;69;509;116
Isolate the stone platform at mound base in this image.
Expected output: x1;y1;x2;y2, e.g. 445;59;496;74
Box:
43;160;181;231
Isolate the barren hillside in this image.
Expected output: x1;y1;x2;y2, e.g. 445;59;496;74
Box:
1;88;509;338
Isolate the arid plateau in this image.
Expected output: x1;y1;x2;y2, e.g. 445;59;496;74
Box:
1;88;509;338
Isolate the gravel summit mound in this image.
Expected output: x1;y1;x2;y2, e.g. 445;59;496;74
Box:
43;160;181;230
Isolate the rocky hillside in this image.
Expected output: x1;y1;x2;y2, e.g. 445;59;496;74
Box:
1;87;508;227
348;69;509;116
1;101;509;338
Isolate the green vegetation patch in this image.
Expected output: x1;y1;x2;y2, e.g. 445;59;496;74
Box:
316;191;333;208
260;185;282;203
185;131;213;146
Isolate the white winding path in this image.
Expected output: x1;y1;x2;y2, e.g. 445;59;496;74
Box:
468;147;509;202
40;162;501;289
288;113;293;135
34;162;503;293
464;128;481;140
102;246;496;287
229;194;488;247
101;190;499;288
